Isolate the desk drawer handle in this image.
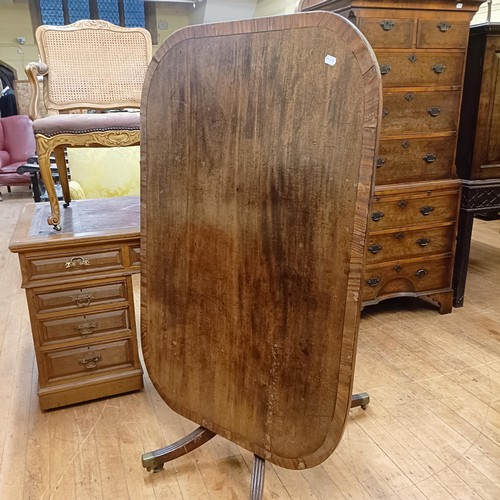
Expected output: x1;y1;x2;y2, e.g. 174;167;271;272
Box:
423;153;437;163
65;257;90;269
72;293;93;308
78;354;102;370
376;158;385;168
395;232;405;240
420;206;434;216
398;200;408;209
432;63;446;74
382;108;389;118
416;238;430;247
408;54;417;63
380;20;395;31
371;211;385;222
367;277;381;287
75;322;98;335
415;268;429;278
405;93;414;102
437;22;451;32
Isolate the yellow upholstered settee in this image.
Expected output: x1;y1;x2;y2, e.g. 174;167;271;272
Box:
67;146;139;199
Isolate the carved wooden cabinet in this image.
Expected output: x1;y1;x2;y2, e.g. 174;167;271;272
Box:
9;197;143;410
454;22;500;306
300;0;483;313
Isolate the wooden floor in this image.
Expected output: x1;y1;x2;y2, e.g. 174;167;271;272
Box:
0;189;499;500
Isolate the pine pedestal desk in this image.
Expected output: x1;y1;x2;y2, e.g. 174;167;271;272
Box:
9;197;143;410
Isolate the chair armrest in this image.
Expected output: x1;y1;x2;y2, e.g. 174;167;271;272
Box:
24;62;48;120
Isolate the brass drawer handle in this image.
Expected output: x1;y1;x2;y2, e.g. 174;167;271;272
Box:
398;200;408;209
427;106;441;117
376;158;385;168
78;354;102;369
423;153;437;163
415;268;429;278
367;277;381;287
380;64;391;75
416;238;430;247
437;22;451;32
71;293;94;308
65;256;90;269
380;20;395;31
368;244;382;254
432;63;446;74
75;322;98;335
420;205;434;216
371;211;385;222
408;54;417;63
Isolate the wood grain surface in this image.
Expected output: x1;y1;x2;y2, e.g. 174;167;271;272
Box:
141;12;381;469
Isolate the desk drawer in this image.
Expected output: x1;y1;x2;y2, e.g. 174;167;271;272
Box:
23;247;125;283
43;339;134;383
129;245;140;267
33;280;128;315
39;308;131;345
376;136;455;184
358;16;413;48
366;225;455;264
377;52;464;87
417;20;469;49
381;91;460;135
363;255;452;301
369;187;459;231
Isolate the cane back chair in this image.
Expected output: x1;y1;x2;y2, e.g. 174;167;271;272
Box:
26;20;152;230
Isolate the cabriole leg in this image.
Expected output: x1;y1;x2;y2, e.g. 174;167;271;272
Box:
54;145;71;207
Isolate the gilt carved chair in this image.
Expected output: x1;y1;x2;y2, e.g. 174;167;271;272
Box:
25;20;152;230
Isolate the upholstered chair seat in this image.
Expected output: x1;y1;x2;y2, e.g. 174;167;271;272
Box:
32;112;140;137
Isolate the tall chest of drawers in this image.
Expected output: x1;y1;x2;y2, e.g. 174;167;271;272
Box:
10;197;143;410
300;0;484;313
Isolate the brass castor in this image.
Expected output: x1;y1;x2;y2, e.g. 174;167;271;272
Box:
53;224;61;231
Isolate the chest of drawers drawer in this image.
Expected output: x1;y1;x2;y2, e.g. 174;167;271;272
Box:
366;224;455;264
382;91;460;135
31;278;129;316
369;185;460;231
357;17;469;50
377;52;464;87
38;307;131;346
41;339;135;384
21;245;126;285
358;16;414;48
416;20;470;49
363;254;453;301
376;136;455;184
